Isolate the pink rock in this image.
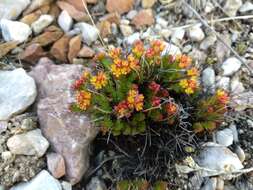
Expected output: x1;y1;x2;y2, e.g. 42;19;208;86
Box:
47;152;66;178
131;9;154;28
106;0;134;15
30;58;98;184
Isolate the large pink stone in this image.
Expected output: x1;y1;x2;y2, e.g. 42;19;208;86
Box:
30;57;98;184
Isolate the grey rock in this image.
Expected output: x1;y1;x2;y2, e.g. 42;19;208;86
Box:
202;67;215;91
200;177;217;190
119;24;133;37
126;10;138;20
222;57;242;76
230;91;253;111
7;129;49;157
229;123;238;142
125;32;140;45
204;2;215;13
0;0;30;20
239;2;253;13
234;145;245;162
31;14;54;34
10;170;62;190
224;0;242;16
156;17;168;28
61;181;72;190
171;28;185;45
86;177;107;190
0;19;32;43
58;10;73;33
74;22;99;45
162;42;181;56
195;143;243;177
30;58;98;184
0;121;8;134
188;25;205;42
0;68;37;121
247;120;253;128
215;128;234;146
216;33;231;63
216;76;230;91
230;77;245;95
200;34;217;50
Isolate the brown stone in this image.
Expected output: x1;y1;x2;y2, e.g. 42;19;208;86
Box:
97;20;111;38
99;12;120;25
23;0;53;15
30;58;98;184
78;45;95;58
47;152;66;178
0;41;18;59
29;26;63;47
57;1;88;21
65;0;87;11
20;12;40;25
106;0;134;14
142;0;157;8
50;35;70;62
19;43;46;63
68;35;82;63
49;3;61;18
132;9;154;28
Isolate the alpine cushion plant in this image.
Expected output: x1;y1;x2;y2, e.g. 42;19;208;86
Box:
71;40;229;135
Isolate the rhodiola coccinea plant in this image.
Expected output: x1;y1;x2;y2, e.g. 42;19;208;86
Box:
71;40;229;135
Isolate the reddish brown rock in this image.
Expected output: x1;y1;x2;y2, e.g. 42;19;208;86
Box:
57;1;88;21
30;58;98;184
29;26;63;47
50;35;70;62
65;0;87;11
132;9;154;28
49;3;61;18
106;0;134;14
99;12;120;25
20;12;40;25
47;152;66;178
0;41;18;59
19;43;46;63
97;20;111;38
68;35;82;63
78;45;95;58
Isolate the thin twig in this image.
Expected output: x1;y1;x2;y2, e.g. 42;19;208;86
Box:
181;0;253;76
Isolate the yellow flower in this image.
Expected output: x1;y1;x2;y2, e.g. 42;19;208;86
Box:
90;71;108;90
108;48;121;59
132;40;145;58
185;88;194;94
135;94;144;111
76;90;91;110
178;55;192;68
187;67;199;77
179;79;188;89
111;58;132;78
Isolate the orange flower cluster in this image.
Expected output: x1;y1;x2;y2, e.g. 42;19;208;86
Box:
166;102;178;115
76;90;91;111
177;55;192;69
110;54;140;78
132;40;145;58
216;89;229;104
114;86;144;118
90;71;108;90
72;71;90;89
187;67;199;77
145;40;165;59
179;78;198;94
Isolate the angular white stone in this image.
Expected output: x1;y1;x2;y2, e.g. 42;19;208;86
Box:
195;143;243;177
216;76;230;91
239;1;253;13
202;67;215;90
162;43;181;56
119;24;133;37
58;10;73;33
231;77;245;94
188;25;205;42
31;14;54;34
0;68;37;120
221;57;242;76
7;129;49;157
200;34;217;50
224;0;242;16
171;28;185;45
215;128;234;147
0;19;32;43
0;0;30;20
125;32;140;45
10;170;62;190
74;22;99;45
